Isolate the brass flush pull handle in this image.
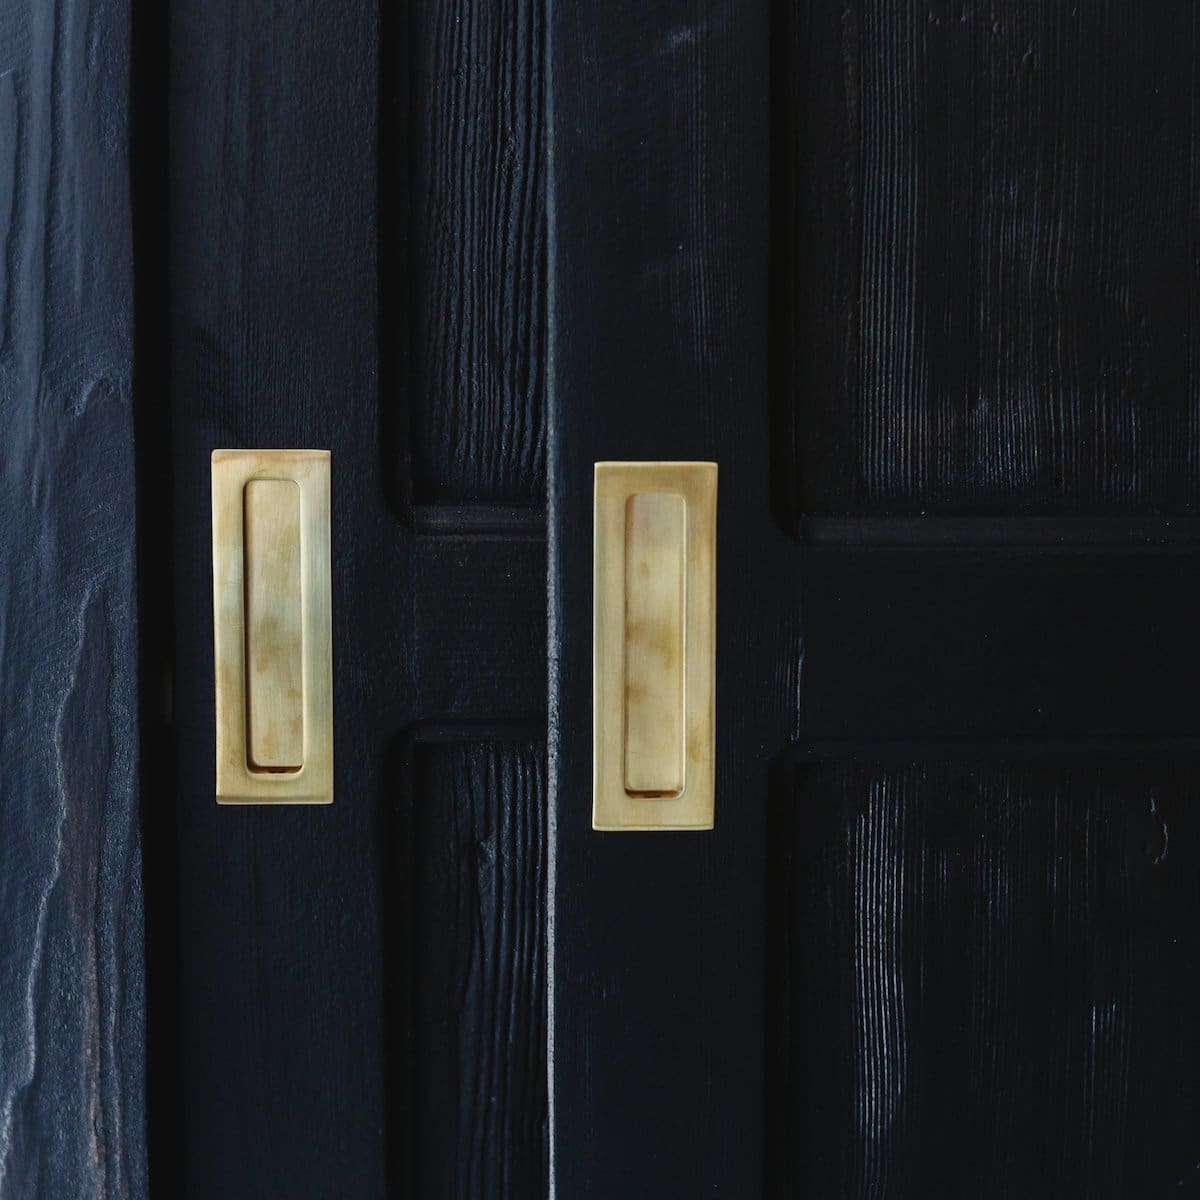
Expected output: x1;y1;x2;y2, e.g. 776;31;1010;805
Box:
593;462;717;831
212;450;333;804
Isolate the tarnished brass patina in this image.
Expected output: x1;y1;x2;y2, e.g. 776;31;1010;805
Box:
593;462;716;830
212;449;333;804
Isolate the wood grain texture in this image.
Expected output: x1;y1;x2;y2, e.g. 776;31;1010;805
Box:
169;0;548;1193
768;761;1200;1197
169;3;390;1187
548;0;782;1194
0;0;147;1193
409;741;548;1198
551;0;1200;1192
405;0;546;507
775;0;1200;521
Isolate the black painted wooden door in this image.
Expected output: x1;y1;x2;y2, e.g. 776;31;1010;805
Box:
14;0;1199;1194
550;1;1200;1198
163;0;550;1197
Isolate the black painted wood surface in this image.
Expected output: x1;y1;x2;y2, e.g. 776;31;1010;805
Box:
776;0;1200;522
548;2;780;1195
550;0;1200;1196
769;761;1200;1197
13;0;1198;1190
0;0;147;1193
409;741;548;1198
407;0;546;507
167;0;548;1195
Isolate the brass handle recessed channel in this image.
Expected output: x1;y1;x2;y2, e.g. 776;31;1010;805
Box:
212;450;333;805
594;462;716;831
243;479;304;773
623;492;686;798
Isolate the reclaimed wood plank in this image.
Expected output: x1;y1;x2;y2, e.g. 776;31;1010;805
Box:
0;0;146;1190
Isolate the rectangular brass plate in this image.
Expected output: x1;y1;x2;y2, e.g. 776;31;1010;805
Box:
593;462;716;830
212;450;333;804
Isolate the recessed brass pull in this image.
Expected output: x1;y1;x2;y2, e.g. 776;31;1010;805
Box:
243;479;304;772
593;462;716;831
212;450;333;804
